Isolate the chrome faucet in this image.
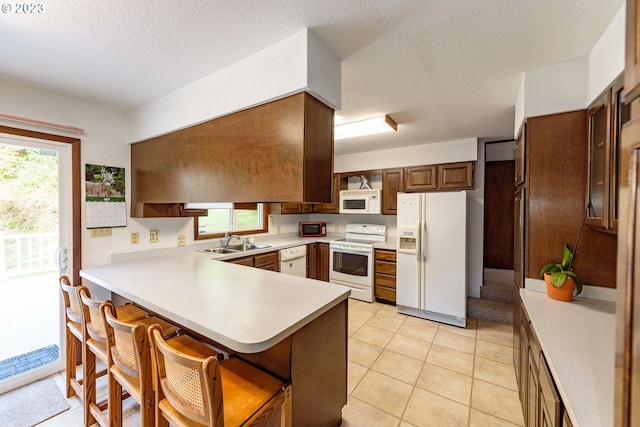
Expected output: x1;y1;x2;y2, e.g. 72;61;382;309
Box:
223;230;241;247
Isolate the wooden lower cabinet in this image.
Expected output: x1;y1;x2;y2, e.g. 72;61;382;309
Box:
374;249;396;303
307;242;330;281
226;250;279;272
517;297;567;427
539;355;563;427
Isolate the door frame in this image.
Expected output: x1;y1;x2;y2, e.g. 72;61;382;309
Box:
0;125;81;283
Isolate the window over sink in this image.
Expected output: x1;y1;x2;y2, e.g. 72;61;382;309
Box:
192;202;268;240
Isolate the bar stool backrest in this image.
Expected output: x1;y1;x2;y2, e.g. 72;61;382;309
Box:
78;287;110;344
148;324;223;426
59;275;85;325
102;303;147;379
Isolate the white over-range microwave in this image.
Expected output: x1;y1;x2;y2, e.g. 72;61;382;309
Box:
339;189;382;214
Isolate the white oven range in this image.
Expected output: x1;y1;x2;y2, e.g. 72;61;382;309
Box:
329;224;387;302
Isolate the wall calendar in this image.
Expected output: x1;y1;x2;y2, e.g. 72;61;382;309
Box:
85;164;126;228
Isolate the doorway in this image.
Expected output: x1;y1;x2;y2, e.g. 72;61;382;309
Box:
484;141;516;271
0;129;79;394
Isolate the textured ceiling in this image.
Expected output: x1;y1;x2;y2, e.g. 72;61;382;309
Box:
0;0;624;155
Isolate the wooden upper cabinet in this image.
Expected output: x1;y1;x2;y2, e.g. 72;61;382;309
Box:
586;74;629;232
405;165;437;191
610;76;631;232
315;173;343;214
382;168;405;215
625;0;640;101
437;162;474;189
130;92;334;218
515;125;526;187
586;89;611;229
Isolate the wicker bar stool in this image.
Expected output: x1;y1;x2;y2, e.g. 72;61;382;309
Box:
148;324;292;427
58;275;87;399
101;302;181;427
78;288;172;427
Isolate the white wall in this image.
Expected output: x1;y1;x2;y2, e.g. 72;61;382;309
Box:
127;28;341;143
587;3;625;104
513;57;588;137
334;138;478;172
514;3;626;135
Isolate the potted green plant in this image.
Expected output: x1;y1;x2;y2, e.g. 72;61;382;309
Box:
539;243;583;302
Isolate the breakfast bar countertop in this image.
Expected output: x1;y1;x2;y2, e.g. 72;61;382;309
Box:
80;251;351;353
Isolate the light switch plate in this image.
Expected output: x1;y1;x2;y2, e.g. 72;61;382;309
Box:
90;228;112;238
131;232;139;244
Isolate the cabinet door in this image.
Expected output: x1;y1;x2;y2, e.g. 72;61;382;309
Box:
610;76;631;232
514;187;525;289
405;165;437;191
519;320;529;420
539;355;562;427
586;91;611;228
255;252;278;271
527;350;539;427
315;174;342;214
308;243;329;281
382;168;405;215
317;243;330;282
625;0;640;101
438;162;474;190
515;125;526;186
281;204;303;214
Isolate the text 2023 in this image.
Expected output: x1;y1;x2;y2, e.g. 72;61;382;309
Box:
14;3;44;13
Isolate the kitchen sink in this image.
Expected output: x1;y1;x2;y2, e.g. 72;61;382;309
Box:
200;243;270;254
226;243;271;251
200;247;240;254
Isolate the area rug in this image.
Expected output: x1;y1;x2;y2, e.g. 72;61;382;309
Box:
0;378;70;426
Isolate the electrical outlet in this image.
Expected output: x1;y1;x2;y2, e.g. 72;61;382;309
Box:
149;229;159;243
130;232;139;244
90;228;112;238
177;234;185;246
334;225;339;232
276;225;281;235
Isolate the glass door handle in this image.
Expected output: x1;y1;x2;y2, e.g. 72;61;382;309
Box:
55;247;67;271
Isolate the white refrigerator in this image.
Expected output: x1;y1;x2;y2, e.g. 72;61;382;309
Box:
396;191;467;327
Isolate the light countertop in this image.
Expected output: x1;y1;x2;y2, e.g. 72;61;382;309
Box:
81;250;351;354
520;289;616;427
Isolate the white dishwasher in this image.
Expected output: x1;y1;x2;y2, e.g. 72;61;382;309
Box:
279;245;307;277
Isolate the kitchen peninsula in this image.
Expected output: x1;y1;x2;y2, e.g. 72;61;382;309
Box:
80;251;351;427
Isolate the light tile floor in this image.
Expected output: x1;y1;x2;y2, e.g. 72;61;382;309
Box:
39;299;524;427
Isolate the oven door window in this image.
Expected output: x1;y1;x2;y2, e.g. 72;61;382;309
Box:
333;251;368;276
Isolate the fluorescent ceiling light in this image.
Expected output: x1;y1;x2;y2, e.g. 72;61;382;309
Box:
334;115;397;140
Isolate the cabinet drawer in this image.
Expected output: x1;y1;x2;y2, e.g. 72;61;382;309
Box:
375;261;396;275
375;249;396;262
375;273;396;289
227;256;253;266
254;252;277;268
375;286;396;303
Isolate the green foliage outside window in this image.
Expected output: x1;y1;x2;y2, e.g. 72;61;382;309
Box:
0;145;58;233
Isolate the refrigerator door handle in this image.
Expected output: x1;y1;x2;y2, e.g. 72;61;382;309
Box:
422;223;427;261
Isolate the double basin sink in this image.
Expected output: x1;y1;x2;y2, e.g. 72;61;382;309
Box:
201;243;271;254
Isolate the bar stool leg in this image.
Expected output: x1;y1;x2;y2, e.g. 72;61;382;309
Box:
82;337;97;427
64;326;77;398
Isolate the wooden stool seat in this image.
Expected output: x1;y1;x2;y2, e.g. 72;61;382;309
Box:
149;326;291;427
